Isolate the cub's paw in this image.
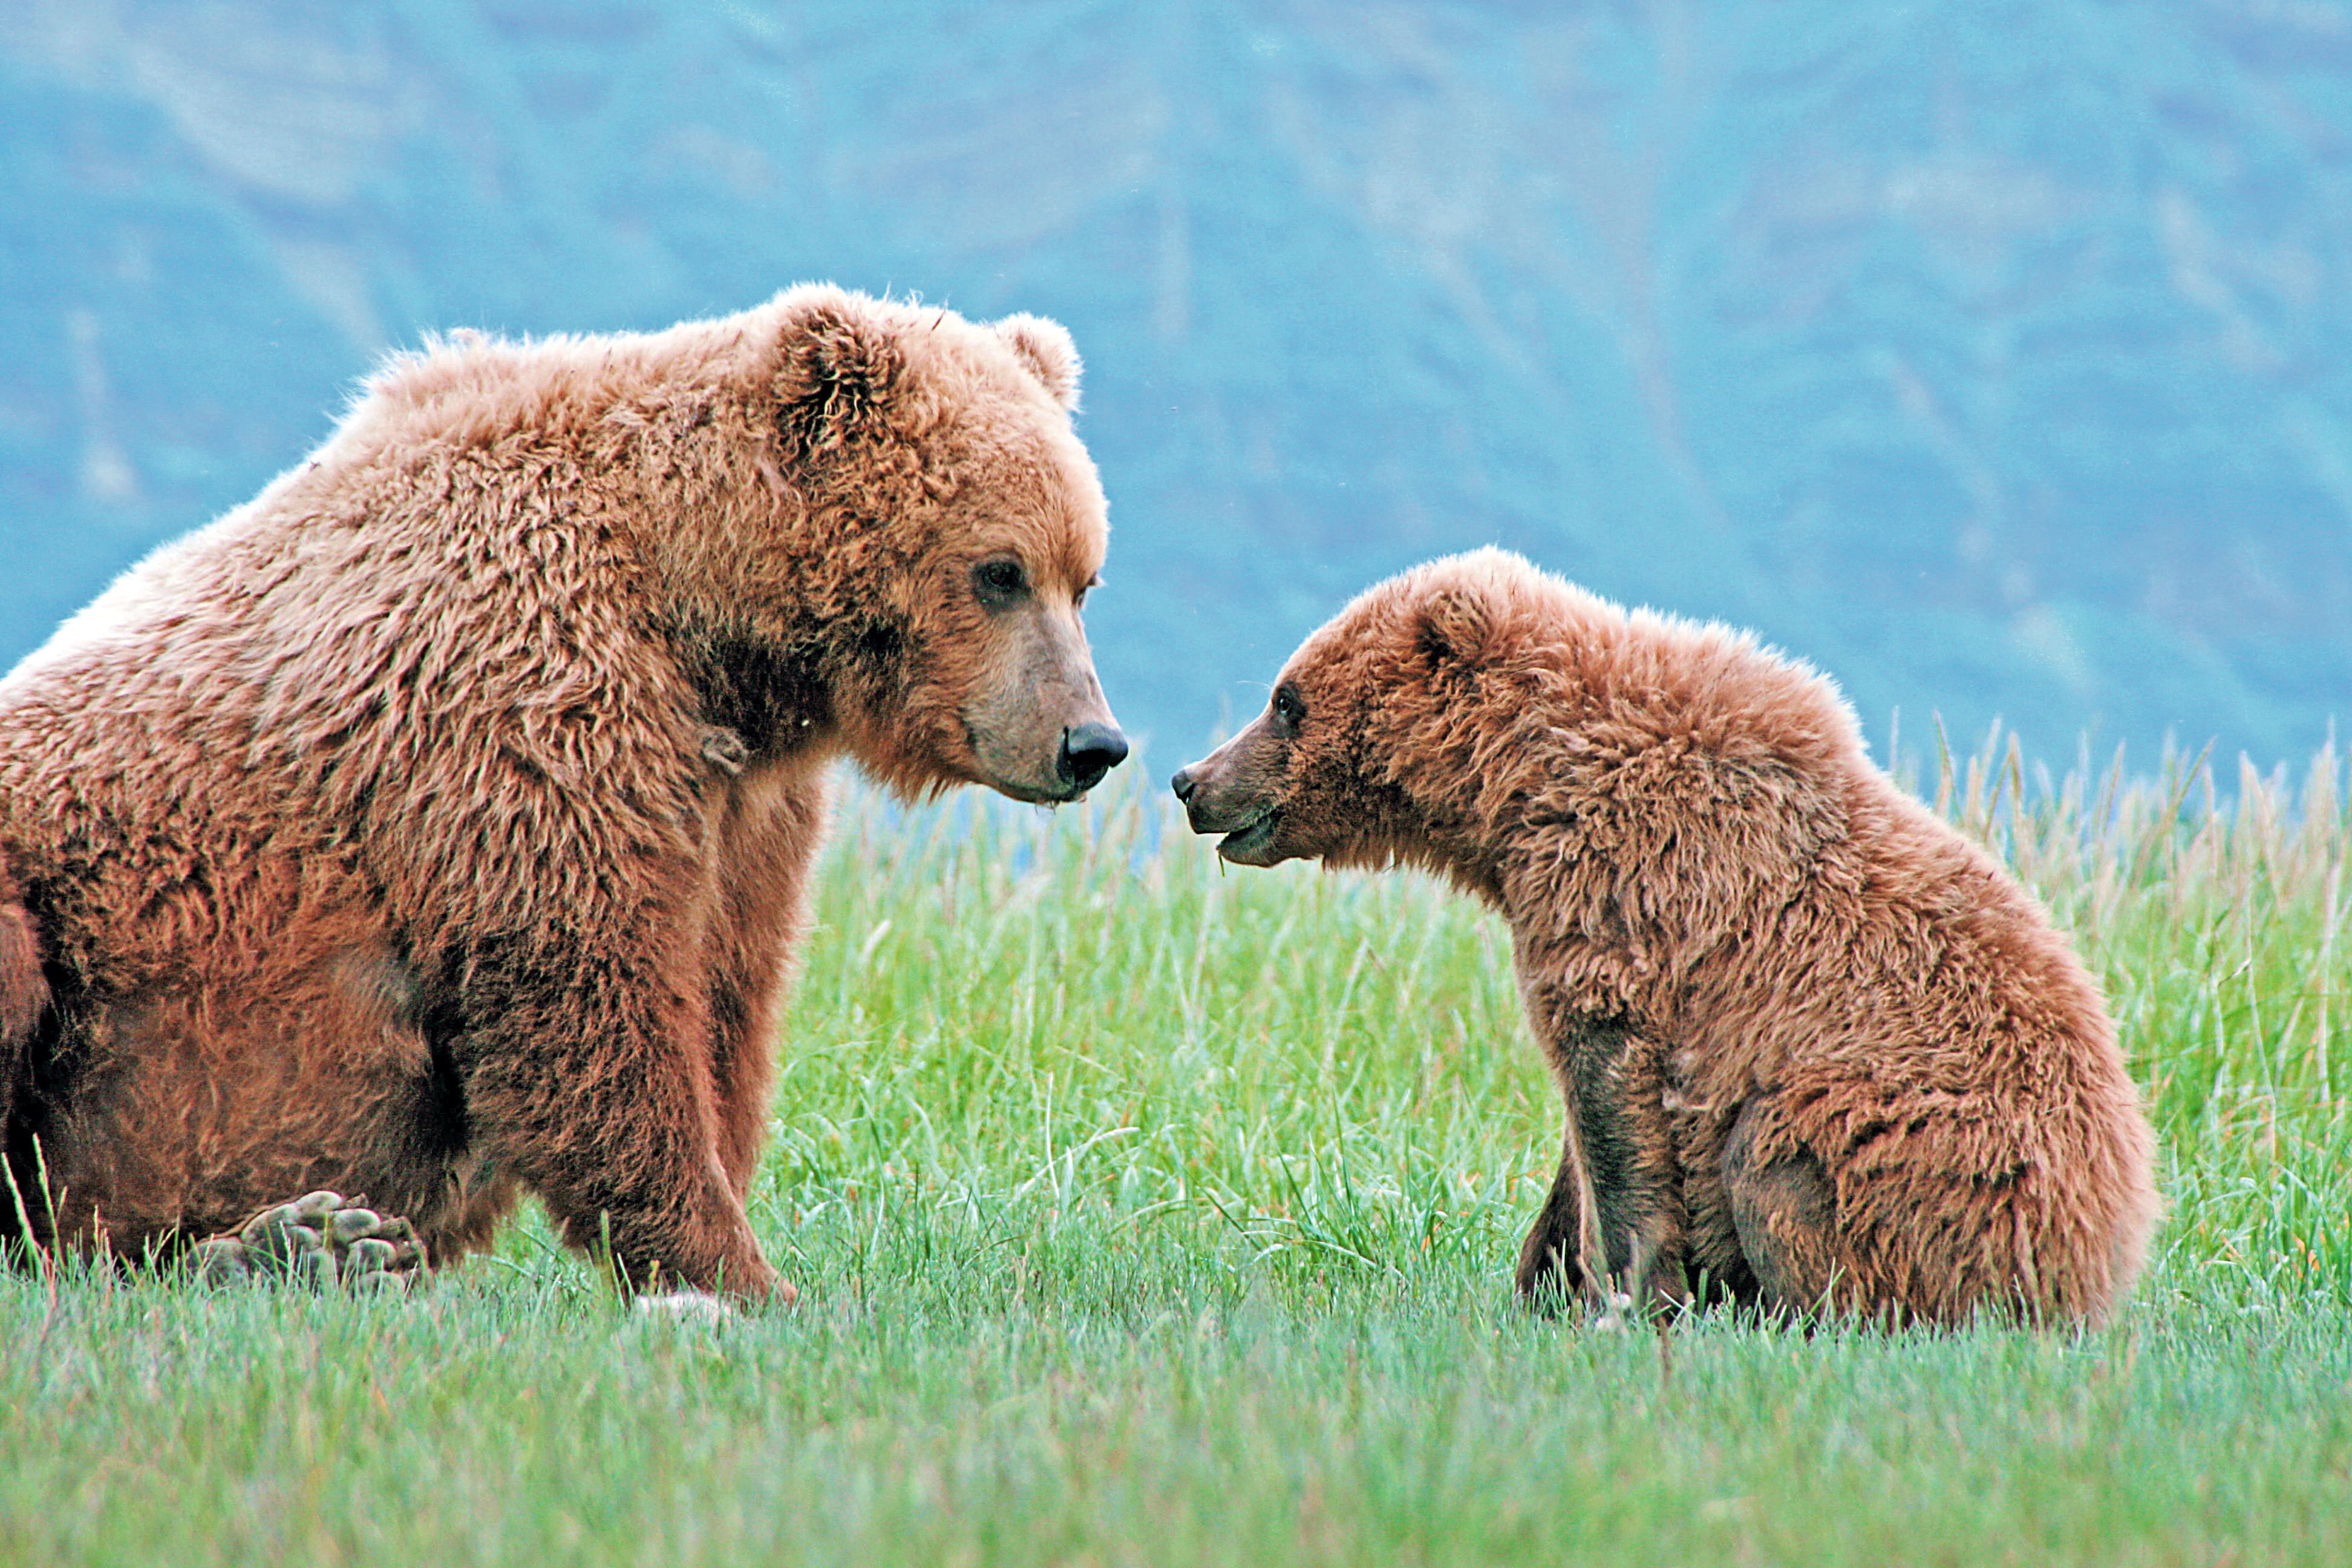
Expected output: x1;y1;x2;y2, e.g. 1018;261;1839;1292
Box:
1586;1286;1639;1333
191;1191;430;1295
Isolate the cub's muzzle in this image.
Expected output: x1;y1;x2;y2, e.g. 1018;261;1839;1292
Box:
1168;747;1284;864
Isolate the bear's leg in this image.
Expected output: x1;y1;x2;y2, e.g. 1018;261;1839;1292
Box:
1722;1083;2131;1327
1514;1126;1589;1312
702;768;829;1198
1720;1098;1841;1320
1518;1020;1690;1320
1670;1099;1762;1310
458;925;782;1303
1576;1025;1691;1319
7;930;520;1273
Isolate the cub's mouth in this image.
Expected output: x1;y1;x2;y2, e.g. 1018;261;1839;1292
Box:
1215;805;1282;866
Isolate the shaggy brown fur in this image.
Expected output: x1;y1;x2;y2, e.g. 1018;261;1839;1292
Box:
1172;549;2158;1327
0;861;44;1154
0;286;1126;1299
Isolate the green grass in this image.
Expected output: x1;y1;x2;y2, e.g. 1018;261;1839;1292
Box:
5;736;2352;1566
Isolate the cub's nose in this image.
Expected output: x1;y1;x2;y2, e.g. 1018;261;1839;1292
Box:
1059;722;1130;792
1169;765;1198;803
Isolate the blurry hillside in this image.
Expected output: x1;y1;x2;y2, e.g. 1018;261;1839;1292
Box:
4;1;2349;766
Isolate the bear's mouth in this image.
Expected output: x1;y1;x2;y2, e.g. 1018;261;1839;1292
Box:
1215;806;1282;865
988;774;1088;806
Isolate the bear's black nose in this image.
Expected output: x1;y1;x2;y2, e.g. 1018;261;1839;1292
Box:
1169;766;1198;803
1059;722;1129;792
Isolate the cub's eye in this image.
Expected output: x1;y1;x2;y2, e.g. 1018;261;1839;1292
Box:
1272;683;1307;732
1074;572;1103;610
972;557;1030;608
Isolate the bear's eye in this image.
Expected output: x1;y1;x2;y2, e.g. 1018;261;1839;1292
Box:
1272;683;1307;733
972;557;1030;609
1074;572;1102;610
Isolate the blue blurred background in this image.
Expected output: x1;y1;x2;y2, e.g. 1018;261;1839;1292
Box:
4;1;2349;768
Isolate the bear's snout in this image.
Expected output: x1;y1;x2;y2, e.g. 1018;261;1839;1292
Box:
1169;742;1287;866
1059;722;1130;793
1169;759;1229;829
1170;751;1256;832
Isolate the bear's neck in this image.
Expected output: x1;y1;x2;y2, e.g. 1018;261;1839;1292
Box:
674;623;840;760
1348;812;1510;909
1422;828;1509;907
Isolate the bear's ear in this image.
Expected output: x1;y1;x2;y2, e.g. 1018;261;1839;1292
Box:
994;313;1082;411
774;291;906;456
1416;584;1496;670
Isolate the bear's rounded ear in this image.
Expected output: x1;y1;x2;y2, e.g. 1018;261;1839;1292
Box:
994;313;1082;411
774;290;906;456
1416;585;1495;669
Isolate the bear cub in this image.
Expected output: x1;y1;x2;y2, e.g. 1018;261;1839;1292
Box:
1172;549;2158;1327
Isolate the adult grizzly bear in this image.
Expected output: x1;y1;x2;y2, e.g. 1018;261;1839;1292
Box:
1172;549;2157;1327
0;286;1127;1301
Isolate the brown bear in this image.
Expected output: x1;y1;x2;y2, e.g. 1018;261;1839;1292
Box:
1171;549;2158;1327
0;285;1127;1301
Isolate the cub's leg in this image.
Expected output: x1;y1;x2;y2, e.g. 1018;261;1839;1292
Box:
1514;1123;1589;1310
1669;1091;1762;1310
1722;1084;2146;1327
1720;1097;1842;1320
1516;1018;1689;1319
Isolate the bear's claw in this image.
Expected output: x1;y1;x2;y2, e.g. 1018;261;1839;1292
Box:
191;1190;430;1294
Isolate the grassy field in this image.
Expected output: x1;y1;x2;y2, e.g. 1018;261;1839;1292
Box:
4;735;2351;1566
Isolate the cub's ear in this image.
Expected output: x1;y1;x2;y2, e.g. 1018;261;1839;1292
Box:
1416;584;1496;668
774;290;906;456
994;313;1082;411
